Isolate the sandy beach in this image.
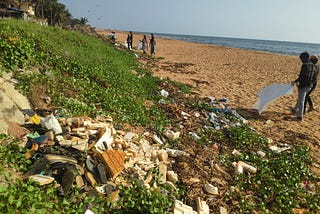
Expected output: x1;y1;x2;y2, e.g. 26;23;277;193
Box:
97;30;320;173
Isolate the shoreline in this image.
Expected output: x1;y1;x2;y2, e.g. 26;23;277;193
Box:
97;29;316;57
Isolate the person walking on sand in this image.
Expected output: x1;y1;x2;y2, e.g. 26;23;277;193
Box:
291;51;318;121
150;33;156;55
129;31;133;49
141;35;148;53
126;31;133;50
126;33;132;50
304;54;319;113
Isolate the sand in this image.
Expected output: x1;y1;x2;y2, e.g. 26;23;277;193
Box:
97;30;320;172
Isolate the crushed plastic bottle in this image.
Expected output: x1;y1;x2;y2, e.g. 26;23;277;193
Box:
160;89;169;98
188;132;201;140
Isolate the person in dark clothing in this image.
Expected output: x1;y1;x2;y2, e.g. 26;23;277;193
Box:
291;52;318;121
304;54;319;113
150;33;156;55
129;31;133;49
126;33;132;50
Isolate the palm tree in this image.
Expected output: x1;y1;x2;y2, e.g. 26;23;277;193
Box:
79;17;88;25
34;0;71;26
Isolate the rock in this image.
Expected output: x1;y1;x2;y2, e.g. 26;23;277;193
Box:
157;150;168;162
167;170;178;183
0;90;25;124
6;120;28;138
158;162;167;184
1;81;31;110
185;177;201;185
220;206;228;214
197;197;210;214
173;200;197;214
152;134;163;145
163;129;180;140
204;183;219;195
0;119;9;135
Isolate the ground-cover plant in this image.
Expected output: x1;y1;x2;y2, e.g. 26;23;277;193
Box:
0;19;170;128
222;124;269;150
109;176;181;214
223;141;320;213
0;134;31;172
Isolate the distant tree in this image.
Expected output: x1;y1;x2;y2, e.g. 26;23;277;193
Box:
34;0;71;26
79;17;88;25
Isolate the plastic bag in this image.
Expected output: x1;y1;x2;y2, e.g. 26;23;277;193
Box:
41;114;63;135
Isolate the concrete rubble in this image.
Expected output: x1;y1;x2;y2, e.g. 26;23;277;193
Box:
19;111;192;198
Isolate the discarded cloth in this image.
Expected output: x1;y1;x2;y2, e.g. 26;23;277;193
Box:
253;83;294;114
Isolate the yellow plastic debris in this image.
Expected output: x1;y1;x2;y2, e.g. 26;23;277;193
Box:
29;114;41;124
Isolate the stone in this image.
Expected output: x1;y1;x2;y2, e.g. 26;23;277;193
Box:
204;183;219;195
173;200;197;214
0;90;25;124
167;170;178;183
2;81;31;110
158;162;167;184
6;120;28;138
197;197;210;214
0;119;9;135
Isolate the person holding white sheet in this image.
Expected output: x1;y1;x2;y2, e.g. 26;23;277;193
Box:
291;52;318;121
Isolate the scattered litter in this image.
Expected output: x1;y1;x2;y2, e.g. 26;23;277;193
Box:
40;114;62;135
233;161;257;174
174;200;197;214
163;129;180;140
269;145;291;153
160;89;169;98
196;197;210;214
257;150;266;158
188;132;201;140
232;149;242;156
203;183;219;195
29;174;55;186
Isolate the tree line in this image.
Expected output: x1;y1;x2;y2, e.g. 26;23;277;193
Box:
17;0;88;26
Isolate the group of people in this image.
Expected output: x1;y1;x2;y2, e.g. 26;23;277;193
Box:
126;31;156;54
292;52;319;121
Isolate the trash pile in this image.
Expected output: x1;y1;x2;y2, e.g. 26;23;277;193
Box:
19;107;211;212
3;88;300;213
17;90;250;214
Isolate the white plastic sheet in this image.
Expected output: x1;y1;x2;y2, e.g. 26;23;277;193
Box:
253;83;294;114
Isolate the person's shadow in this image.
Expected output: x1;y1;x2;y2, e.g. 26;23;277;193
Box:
235;107;296;122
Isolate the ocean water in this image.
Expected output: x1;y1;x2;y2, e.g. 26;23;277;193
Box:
155;33;320;57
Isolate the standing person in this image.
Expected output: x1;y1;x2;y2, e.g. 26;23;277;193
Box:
126;32;133;50
110;31;116;43
141;35;148;53
129;31;133;50
304;54;319;113
150;33;156;55
291;52;318;121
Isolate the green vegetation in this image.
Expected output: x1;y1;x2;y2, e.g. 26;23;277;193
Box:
0;19;169;128
0;20;319;213
217;125;320;213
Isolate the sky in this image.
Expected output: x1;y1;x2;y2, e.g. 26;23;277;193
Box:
59;0;320;44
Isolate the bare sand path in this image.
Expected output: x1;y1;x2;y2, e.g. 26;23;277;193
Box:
98;30;320;173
